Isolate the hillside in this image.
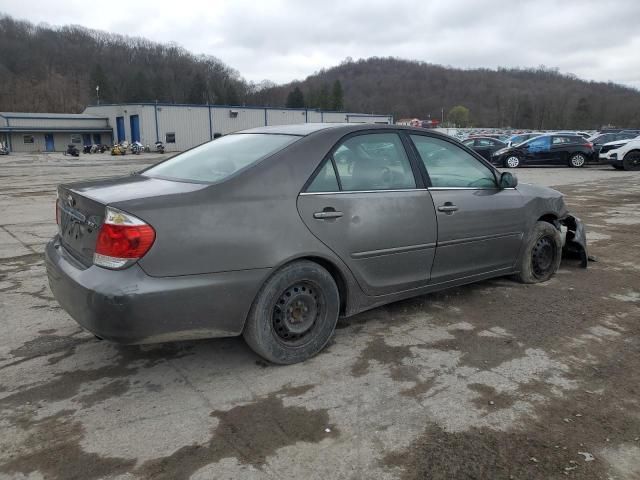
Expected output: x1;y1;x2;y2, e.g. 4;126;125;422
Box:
2;13;640;129
0;15;250;113
253;57;640;129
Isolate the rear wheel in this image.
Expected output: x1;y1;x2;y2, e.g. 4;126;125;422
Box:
622;151;640;171
515;221;562;284
568;153;586;167
504;155;520;168
243;261;339;364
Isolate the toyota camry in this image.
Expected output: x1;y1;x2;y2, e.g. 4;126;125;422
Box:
46;124;587;364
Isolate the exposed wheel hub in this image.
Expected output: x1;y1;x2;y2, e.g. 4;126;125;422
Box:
273;282;320;343
531;235;555;278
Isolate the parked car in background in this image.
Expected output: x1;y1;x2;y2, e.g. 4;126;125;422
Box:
462;136;507;161
505;132;544;147
589;131;638;160
601;137;640;170
491;134;593;168
45;124;587;364
598;136;638;161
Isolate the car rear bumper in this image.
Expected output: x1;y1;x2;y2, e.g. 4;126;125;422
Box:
45;237;269;344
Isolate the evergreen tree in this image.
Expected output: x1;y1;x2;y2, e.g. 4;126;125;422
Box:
286;86;305;108
318;84;331;110
331;79;344;110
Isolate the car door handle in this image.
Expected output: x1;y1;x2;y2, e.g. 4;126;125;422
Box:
313;210;343;219
437;203;459;213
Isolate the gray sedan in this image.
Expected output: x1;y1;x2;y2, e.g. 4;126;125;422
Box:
45;124;587;364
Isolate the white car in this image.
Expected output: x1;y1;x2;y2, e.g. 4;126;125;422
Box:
598;137;635;161
603;137;640;170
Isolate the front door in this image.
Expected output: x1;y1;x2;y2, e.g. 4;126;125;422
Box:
297;131;437;296
129;115;140;143
116;116;125;143
409;134;526;283
44;134;54;152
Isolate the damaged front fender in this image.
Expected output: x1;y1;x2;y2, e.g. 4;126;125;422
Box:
560;215;588;268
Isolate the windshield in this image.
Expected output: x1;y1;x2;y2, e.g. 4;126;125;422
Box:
143;133;300;183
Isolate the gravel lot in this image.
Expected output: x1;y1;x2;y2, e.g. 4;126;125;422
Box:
1;152;639;479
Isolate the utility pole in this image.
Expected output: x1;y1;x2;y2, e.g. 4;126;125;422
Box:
96;85;100;105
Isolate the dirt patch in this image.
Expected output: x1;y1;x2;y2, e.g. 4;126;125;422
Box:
383;312;640;479
0;343;194;410
136;383;333;480
76;379;131;408
8;334;91;364
0;410;136;480
468;383;517;411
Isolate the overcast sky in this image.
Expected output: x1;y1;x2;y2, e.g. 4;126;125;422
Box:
1;0;639;89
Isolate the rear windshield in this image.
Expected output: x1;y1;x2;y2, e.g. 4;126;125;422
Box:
143;133;299;183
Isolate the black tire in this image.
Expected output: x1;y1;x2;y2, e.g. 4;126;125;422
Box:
568;153;586;168
515;221;562;284
622;151;640;171
503;155;520;168
243;260;339;364
612;165;624;170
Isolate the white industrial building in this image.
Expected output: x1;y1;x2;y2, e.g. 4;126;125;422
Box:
0;112;113;153
0;104;392;153
82;103;393;152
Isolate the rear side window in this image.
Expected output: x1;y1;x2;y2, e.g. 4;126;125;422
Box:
332;133;415;191
410;135;496;189
307;160;339;192
144;133;299;183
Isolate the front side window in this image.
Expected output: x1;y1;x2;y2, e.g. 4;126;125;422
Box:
144;133;299;183
331;133;415;191
410;135;496;189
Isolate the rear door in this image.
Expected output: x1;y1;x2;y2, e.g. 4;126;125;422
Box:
474;138;498;161
408;134;525;283
297;131;438;296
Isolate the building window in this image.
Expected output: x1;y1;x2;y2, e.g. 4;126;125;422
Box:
23;135;35;144
165;133;176;143
229;110;239;118
70;134;82;144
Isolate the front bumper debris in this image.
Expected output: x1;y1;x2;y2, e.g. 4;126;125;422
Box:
560;215;588;268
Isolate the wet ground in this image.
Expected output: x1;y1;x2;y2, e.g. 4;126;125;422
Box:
1;153;639;479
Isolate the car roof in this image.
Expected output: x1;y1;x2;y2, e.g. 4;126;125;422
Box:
234;122;456;139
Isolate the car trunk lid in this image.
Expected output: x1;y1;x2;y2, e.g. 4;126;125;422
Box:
57;175;208;267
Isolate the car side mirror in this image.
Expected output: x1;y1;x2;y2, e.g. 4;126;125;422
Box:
499;171;518;188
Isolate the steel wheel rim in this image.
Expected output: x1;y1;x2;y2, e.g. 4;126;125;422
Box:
506;156;519;168
272;281;325;346
531;235;556;279
571;154;585;167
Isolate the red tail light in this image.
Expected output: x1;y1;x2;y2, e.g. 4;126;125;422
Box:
585;142;593;148
94;207;155;269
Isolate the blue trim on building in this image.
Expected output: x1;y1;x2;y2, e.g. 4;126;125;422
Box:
84;102;393;117
0;127;113;132
2;115;108;121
